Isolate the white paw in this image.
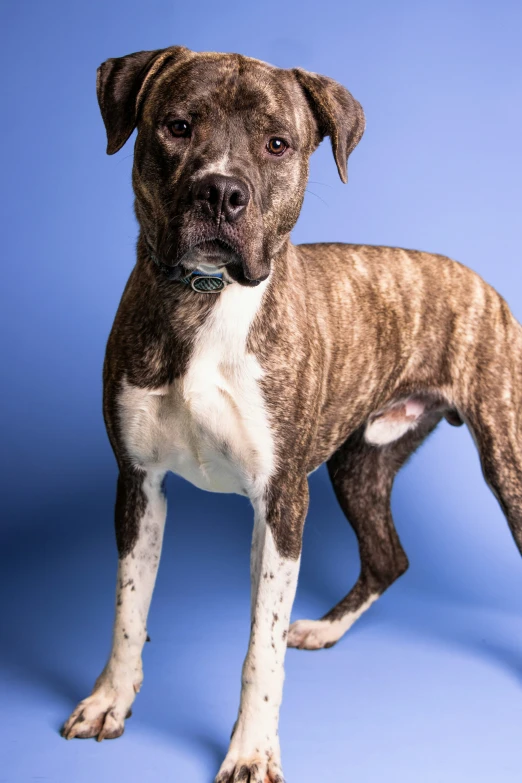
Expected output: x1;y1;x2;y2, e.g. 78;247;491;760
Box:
61;683;136;741
215;754;284;783
287;619;339;650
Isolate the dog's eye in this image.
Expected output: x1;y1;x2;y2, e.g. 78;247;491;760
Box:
266;137;288;156
167;120;191;138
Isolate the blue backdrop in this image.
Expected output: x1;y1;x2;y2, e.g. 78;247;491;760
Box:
2;1;522;781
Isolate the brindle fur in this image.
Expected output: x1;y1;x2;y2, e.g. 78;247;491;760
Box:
63;45;522;782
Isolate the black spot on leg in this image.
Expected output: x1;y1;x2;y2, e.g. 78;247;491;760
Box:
237;764;251;781
131;585;136;591
124;633;129;640
264;695;269;701
115;469;148;557
282;630;287;640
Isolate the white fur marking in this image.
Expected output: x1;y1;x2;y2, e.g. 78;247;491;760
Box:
217;518;299;779
287;593;379;650
196;151;232;178
118;279;275;498
62;471;167;739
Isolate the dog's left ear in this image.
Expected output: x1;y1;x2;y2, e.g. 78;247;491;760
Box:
96;45;190;154
292;69;365;183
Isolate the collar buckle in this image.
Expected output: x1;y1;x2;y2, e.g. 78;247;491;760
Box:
181;270;228;293
188;275;226;293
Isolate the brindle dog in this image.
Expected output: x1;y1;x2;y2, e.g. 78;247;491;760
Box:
62;46;522;782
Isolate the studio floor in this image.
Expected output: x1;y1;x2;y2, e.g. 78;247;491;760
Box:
3;427;522;783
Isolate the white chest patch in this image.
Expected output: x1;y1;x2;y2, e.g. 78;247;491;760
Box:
118;280;275;498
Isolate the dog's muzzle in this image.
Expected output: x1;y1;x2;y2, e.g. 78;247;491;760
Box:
146;173;266;291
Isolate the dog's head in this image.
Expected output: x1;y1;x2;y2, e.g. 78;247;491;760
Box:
97;47;365;284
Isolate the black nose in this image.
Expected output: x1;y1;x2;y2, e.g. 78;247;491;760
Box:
193;174;250;223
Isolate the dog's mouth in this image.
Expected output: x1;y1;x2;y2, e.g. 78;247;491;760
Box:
179;238;241;271
180;240;265;287
147;234;267;287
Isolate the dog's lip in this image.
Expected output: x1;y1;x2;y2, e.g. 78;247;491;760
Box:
146;236;240;267
178;237;243;269
194;238;237;258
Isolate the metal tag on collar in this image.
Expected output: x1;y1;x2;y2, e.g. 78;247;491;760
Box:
189;274;226;293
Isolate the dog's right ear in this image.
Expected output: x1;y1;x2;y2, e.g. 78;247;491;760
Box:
96;46;190;155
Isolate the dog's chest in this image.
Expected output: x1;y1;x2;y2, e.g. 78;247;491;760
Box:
118;283;274;497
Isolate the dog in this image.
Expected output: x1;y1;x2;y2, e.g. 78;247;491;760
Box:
61;45;522;782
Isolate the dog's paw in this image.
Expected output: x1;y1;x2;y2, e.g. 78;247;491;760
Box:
287;618;339;650
61;687;134;741
214;756;284;783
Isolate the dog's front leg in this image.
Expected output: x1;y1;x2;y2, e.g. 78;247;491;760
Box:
216;477;308;783
62;468;166;740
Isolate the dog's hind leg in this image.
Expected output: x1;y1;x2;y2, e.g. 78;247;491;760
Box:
457;305;522;567
288;416;440;650
61;468;167;740
466;405;522;559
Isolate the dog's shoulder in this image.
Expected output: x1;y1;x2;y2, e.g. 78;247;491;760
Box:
103;260;218;390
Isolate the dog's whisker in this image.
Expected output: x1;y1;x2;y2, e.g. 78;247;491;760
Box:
305;188;329;206
308;180;334;189
115;153;135;165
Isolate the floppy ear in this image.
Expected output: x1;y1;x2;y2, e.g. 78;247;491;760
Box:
96;45;190;155
292;68;365;183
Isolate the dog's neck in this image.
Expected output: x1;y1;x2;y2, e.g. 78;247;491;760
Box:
138;233;294;296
